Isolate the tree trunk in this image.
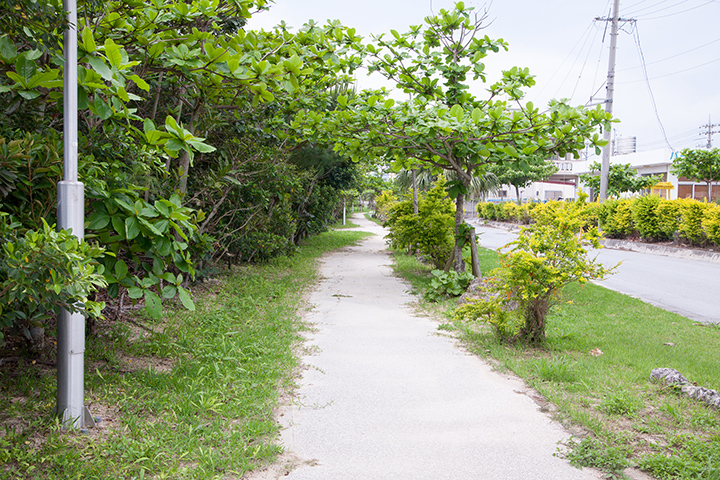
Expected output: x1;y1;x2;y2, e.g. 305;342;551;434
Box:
452;192;465;273
412;169;419;215
178;149;191;195
513;300;549;345
468;226;481;278
515;184;522;206
708;181;713;202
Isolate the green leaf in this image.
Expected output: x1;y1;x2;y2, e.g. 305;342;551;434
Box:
114;260;128;279
104;39;122;69
450;104;464;121
0;35;18;61
15;56;36;85
92;97;113;120
161;284;177;299
177;287;195;311
87;56;113;81
87;211;110;230
368;95;378;107
127;286;143;299
125;216;141;240
81;27;96;53
472;108;482;122
144;290;162;319
128;74;149;91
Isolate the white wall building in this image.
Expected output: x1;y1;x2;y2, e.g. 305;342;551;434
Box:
487;146;719;203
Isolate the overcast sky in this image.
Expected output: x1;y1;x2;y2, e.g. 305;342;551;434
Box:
248;0;720;153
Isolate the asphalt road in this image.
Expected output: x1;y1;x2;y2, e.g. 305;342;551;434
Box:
470;221;720;325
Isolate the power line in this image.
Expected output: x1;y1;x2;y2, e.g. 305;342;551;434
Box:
632;24;673;149
624;0;677;16
618;35;720;72
530;21;596;103
618;56;720;83
641;0;716;20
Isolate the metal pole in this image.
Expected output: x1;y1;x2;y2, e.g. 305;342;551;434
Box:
57;0;94;430
598;0;620;202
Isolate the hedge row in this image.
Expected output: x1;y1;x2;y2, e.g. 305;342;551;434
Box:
477;197;720;247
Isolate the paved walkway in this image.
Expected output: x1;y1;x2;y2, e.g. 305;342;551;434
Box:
270;214;603;479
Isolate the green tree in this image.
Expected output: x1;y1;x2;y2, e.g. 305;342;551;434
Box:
296;2;611;275
671;148;720;201
491;201;614;344
488;156;558;205
580;161;659;200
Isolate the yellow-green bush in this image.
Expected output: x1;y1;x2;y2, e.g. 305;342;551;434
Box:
657;199;681;240
677;198;710;245
384;181;454;268
598;199;634;238
703;203;720;246
374;190;397;222
501;202;521;222
478;196;720;248
631;195;662;240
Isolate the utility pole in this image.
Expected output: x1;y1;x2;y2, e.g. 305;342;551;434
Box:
700;115;720;149
597;0;620;202
594;3;635;201
57;0;95;430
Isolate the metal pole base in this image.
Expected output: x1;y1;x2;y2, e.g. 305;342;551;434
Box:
58;406;97;430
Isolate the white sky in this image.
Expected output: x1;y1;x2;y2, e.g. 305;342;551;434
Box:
248;0;720;153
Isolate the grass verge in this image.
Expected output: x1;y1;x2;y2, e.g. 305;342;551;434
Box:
391;246;720;480
0;229;371;480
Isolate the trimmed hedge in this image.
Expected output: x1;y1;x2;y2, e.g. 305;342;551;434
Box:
477;197;720;248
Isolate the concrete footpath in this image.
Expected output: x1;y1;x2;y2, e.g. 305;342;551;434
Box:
255;214;603;479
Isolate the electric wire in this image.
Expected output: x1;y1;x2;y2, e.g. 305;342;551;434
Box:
632;24;673;149
569;22;603;101
641;0;716;20
529;21;596;104
618;35;720;72
623;0;676;16
618;56;720;83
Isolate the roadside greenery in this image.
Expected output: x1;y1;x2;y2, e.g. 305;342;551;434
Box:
384;178;455;269
0;0;374;344
579;161;660;200
0;228;370;479
295;2;612;274
391;243;720;479
478;197;720;247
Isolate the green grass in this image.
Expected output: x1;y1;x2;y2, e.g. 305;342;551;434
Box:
393;245;720;479
0;229;371;480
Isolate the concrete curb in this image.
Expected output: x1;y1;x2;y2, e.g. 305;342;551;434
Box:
471;219;720;264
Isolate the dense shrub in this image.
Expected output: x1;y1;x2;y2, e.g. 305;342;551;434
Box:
374;190;398;222
0;214;106;347
657;200;681;241
631;194;662;240
384;181;454;268
703;204;720;246
598;199;634;238
677;199;710;245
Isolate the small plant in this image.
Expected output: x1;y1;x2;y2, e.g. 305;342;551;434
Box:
0;214;107;347
533;355;577;383
491;202;615;344
598;392;643;417
424;269;474;302
565;436;631;473
452;299;521;340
